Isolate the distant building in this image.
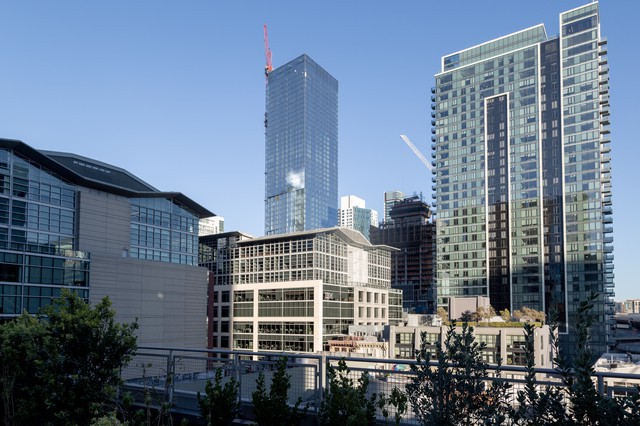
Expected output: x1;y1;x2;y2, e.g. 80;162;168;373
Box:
623;300;640;315
199;216;224;236
371;196;436;313
433;2;613;356
264;54;338;235
386;324;552;368
200;227;403;354
338;195;378;240
383;190;404;223
0;138;213;348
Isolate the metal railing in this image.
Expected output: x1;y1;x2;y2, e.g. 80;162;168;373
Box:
120;347;640;424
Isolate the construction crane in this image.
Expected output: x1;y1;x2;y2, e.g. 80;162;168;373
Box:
263;24;274;78
400;134;434;174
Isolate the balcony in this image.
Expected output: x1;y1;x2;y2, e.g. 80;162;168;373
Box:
604;226;613;234
431;103;436;111
119;346;640;423
604;245;614;253
432;176;437;183
431;86;436;94
431;119;436;126
431;185;437;192
431;135;437;143
431;111;436;118
431;95;437;102
431;143;436;150
431;128;436;134
603;216;613;224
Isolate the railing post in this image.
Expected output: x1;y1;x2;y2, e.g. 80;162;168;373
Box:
167;350;175;405
597;373;605;396
318;353;327;411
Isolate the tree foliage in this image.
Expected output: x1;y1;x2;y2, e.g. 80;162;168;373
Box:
0;289;138;426
319;359;377;426
252;356;305;426
512;307;545;323
197;368;239;426
406;322;512;425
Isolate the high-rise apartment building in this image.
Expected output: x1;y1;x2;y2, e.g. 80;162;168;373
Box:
264;54;338;236
338;195;378;240
433;2;612;355
0;138;214;348
383;190;405;223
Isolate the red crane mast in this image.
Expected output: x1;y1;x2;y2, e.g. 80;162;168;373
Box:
263;24;274;77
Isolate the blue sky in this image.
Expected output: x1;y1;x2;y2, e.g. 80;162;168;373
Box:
1;1;638;300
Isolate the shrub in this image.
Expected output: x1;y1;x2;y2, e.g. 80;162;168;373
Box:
198;368;239;426
319;359;377;426
252;356;305;426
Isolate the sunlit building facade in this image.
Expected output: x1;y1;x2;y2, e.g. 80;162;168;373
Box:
202;227;402;354
265;54;338;235
433;3;612;355
0;138;214;348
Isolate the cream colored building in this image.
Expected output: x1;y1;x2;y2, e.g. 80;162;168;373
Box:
206;227;402;354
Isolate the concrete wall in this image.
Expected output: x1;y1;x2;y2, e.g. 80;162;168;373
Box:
77;188;208;349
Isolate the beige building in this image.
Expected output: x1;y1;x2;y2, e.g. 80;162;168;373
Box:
204;227;403;354
387;324;552;368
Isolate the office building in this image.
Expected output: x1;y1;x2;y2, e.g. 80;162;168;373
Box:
371;196;436;313
338;195;378;240
383;190;405;223
199;231;254;349
0;138;214;348
264;54;338;236
200;227;403;354
433;2;612;355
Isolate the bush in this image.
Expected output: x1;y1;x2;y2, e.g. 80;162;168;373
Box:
198;368;239;426
252;356;305;426
319;359;377;426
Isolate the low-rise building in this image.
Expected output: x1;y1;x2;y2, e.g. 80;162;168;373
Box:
386;324;552;368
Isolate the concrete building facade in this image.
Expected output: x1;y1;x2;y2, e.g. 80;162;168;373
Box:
201;227;403;354
0;138;213;348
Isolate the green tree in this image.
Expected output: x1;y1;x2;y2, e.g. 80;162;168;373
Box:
319;359;377;426
406;322;512;425
197;368;239;426
252;357;305;426
512;322;567;425
0;289;138;425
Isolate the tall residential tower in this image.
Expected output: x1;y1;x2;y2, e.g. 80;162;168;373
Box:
433;2;612;355
264;54;338;235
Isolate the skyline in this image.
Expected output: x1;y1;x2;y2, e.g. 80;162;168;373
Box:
1;1;638;300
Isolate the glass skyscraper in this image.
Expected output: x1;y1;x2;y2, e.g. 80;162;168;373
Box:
433;2;612;355
265;54;338;235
